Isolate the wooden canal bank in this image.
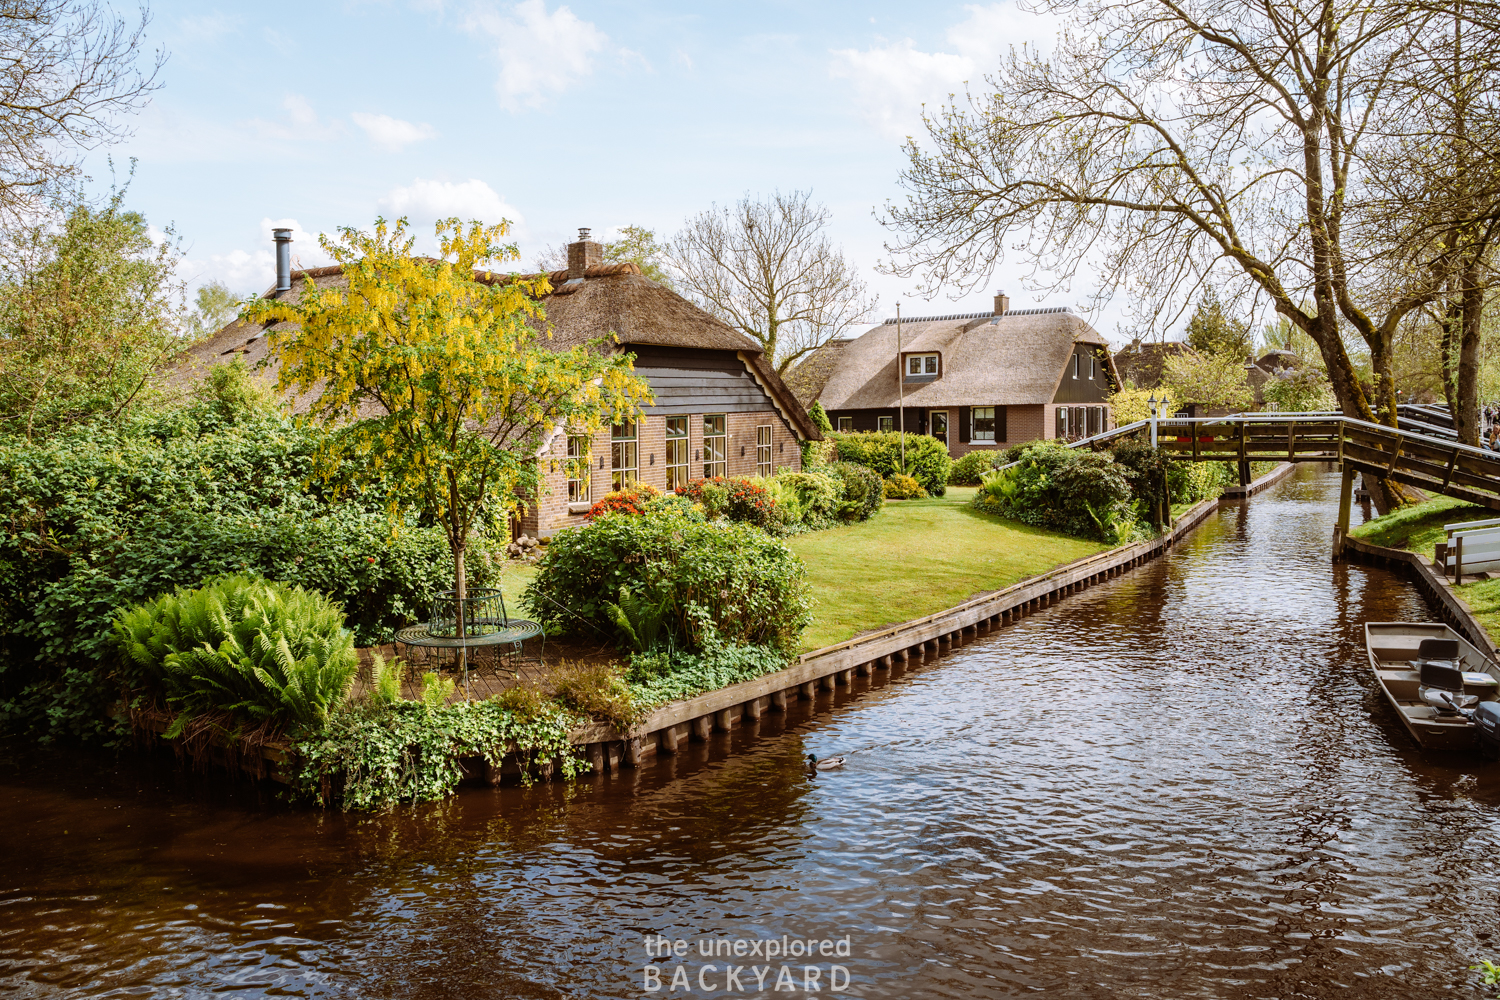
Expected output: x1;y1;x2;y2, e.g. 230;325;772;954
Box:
571;463;1294;775
1341;534;1500;663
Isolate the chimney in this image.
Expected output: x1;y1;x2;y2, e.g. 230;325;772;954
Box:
567;227;603;279
994;290;1010;315
273;228;293;292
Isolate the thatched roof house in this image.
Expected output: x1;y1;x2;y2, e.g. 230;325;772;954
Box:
185;228;817;537
795;293;1119;454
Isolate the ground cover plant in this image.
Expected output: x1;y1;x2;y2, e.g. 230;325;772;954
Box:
827;430;951;496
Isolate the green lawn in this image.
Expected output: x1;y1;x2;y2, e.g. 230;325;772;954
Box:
1349;495;1486;560
788;486;1106;651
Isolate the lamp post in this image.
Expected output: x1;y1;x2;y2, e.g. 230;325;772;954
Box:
1148;394;1158;448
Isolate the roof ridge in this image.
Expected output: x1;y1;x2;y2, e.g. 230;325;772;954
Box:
879;306;1073;325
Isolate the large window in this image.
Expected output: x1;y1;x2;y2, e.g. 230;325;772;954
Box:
611;420;637;490
972;406;996;442
666;416;689;490
756;425;773;477
566;434;591;504
837;416;853;432
877;415;894;432
906;353;939;376
703;414;727;478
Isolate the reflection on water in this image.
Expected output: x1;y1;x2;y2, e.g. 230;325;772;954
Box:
3;466;1499;999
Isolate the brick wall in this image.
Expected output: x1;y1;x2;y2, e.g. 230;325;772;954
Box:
521;409;803;538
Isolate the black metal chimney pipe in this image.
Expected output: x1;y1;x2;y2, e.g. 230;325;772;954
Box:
273;228;293;292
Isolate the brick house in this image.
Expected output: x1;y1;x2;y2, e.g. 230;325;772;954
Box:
185;228;818;539
786;293;1120;457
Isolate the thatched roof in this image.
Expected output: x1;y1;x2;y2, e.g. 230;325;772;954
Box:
784;337;852;406
812;307;1114;410
178;262;817;439
1112;340;1196;388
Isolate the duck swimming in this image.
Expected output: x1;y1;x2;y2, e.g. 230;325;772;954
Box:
807;754;846;772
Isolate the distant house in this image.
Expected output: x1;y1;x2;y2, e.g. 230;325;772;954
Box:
788;294;1119;454
183;229;818;538
1112;341;1308;415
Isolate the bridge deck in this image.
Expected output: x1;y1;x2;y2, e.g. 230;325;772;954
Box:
1074;414;1500;511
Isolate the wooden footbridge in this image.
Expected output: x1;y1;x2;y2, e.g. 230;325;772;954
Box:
1070;412;1500;552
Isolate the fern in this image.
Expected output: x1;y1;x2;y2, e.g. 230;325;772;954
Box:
112;573;357;731
603;585;673;653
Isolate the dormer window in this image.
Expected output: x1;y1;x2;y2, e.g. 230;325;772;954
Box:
906;353;939;377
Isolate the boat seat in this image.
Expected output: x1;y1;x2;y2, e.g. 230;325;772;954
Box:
1417;660;1479;713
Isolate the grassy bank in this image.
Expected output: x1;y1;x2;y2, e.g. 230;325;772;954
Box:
788;487;1106;651
1348;496;1486;560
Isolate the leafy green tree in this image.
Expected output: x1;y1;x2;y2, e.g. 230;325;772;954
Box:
1185;289;1252;359
247;216;653;608
1161;351;1254;412
0;184;185;440
536;224;675;289
188;280;244;339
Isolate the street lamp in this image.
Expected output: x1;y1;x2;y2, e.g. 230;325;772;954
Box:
1148;393;1158;447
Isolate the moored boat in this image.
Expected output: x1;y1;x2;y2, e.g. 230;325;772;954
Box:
1366;622;1500;751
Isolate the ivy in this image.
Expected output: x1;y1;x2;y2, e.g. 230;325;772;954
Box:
291;699;583;811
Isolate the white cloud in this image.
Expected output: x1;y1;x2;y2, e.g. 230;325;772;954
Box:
379;178;522;229
352;112;439;151
247;93;343;142
466;0;609;111
830;3;1057;137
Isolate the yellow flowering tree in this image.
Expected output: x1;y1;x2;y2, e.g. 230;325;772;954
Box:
247;216;652;611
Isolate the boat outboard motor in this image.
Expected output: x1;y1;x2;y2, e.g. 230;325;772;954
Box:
1418;661;1480;714
1474;702;1500;759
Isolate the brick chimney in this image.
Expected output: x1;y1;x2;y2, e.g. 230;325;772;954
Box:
994;290;1010;315
567;227;602;279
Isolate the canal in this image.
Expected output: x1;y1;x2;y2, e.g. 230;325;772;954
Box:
3;466;1499;999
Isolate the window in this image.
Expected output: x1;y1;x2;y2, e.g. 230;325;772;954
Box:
1055;407;1068;439
906;353;939;376
566;434;591;504
664;416;689;490
756;425;773;477
703;414;727;478
972;406;996;442
1087;406;1103;436
611;420;638;490
1072;354;1080;379
837;416;853;432
878;415;894;432
1089;354;1097;380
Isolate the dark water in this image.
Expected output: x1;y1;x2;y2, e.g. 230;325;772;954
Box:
5;466;1500;1000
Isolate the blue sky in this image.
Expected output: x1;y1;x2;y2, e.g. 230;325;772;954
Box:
89;1;1125;339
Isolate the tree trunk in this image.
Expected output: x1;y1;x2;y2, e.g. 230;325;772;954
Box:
1441;299;1459;414
1456;262;1484;446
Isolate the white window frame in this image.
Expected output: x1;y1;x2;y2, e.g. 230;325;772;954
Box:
1089;354;1097;380
877;415;894;432
611;420;638;490
837;416;853;432
703;414;727;478
1072;354;1080;379
906;353;939;376
972;406;997;442
566;434;591;504
756;425;773;477
666;415;689;490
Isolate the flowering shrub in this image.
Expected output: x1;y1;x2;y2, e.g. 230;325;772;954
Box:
586;482;661;519
676;476;777;530
883;473;927;499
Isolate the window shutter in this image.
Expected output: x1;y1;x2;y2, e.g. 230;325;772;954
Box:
996;406;1007;444
958;407;971;443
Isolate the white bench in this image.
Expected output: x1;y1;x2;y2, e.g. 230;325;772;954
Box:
1441;521;1500;579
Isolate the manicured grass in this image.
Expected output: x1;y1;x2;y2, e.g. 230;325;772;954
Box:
492;561;536;614
788;487;1106;652
1454;578;1500;643
1349;495;1486;559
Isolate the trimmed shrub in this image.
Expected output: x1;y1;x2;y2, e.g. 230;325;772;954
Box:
827;431;952;496
884;474;927;499
828;461;884;521
523;510;812;655
1110;440;1170;515
113;574;357;731
949;449;1006;485
807;400;833;433
976;441;1132;541
676;476;777;530
774;470;844;528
